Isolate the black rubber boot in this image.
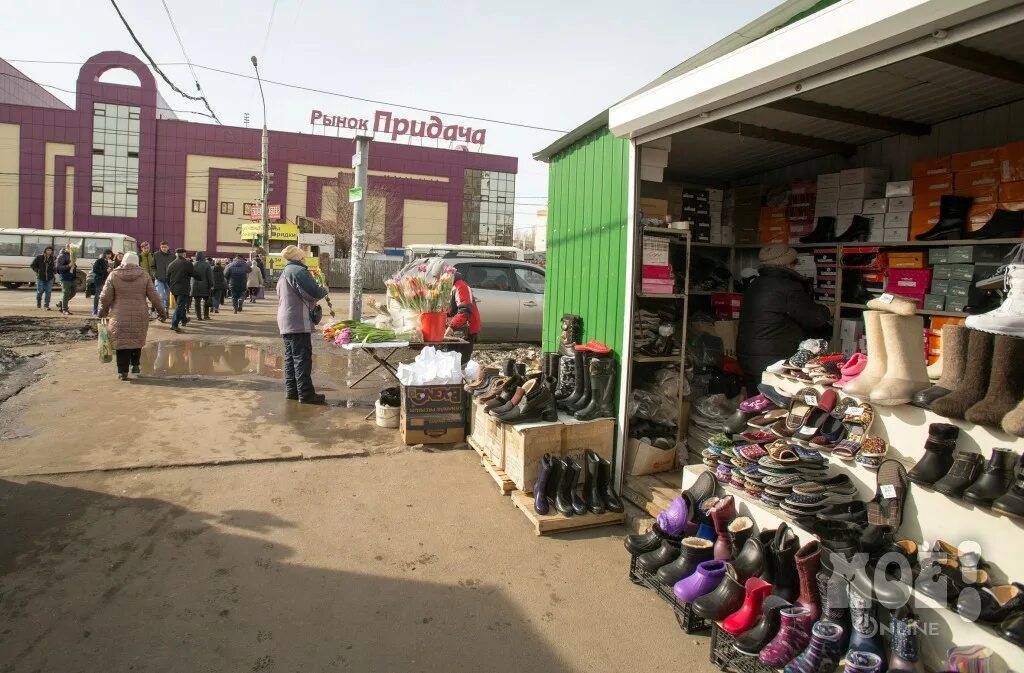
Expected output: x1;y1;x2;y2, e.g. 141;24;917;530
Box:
575;357;616;421
565;353;595;413
584;449;605;514
568;458;587;515
598;454;624;513
533;454;553;515
557;351;586;410
555;457;576;516
554;355;575;400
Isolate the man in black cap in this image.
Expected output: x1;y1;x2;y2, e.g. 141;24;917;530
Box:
166;248;199;332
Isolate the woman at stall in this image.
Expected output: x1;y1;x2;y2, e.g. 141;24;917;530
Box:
98;252;168;381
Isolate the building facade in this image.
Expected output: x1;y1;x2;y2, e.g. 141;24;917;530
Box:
0;52;518;255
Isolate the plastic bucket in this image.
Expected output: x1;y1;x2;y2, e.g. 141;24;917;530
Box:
419;311;447;342
375;400;400;428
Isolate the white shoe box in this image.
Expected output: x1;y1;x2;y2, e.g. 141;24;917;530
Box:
838;199;864;215
840;167;890;185
885;180;914;198
862;198;888;214
839;182;886;200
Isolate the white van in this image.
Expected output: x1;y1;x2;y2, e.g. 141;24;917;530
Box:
0;228;138;290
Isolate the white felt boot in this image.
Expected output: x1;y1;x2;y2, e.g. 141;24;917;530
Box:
843;311;887;399
871;314;931;406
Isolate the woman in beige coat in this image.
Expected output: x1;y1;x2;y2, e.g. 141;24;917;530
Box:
99;252;168;380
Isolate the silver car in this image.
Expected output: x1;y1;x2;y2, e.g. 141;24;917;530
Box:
397;257;545;342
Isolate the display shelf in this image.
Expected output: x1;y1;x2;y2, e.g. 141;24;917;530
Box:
631;354;680;363
690;289;714;296
637;293;687;299
642;226;690;236
838;302;968;318
735;238;1022;249
691;242;732;248
509;490;624;535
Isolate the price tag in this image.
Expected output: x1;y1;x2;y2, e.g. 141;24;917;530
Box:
880;484;898;499
878;293;894;304
846;406;865;418
804;394;818;405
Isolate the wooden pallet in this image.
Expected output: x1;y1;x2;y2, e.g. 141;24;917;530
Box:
510;490;625;536
468;437;514;495
621;470;683;518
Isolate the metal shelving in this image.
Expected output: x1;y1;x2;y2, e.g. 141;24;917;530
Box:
838;302;970;318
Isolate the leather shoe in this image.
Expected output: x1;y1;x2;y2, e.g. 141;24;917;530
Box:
299;393;326;405
1000;609;1024;645
957;583;1024;623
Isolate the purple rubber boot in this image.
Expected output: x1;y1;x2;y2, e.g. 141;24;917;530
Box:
844;651;884;673
759;606;814;667
673;559;727;603
784;621;845;673
656;496;688;537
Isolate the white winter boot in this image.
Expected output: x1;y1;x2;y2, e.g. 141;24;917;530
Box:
871;314;930;406
843;311;887;399
965;265;1024;338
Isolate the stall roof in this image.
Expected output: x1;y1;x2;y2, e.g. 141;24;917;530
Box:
533;0;826;162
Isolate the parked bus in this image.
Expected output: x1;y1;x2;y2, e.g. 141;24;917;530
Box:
0;228;137;290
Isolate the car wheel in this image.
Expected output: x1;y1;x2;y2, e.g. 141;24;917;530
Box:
2;282;23;290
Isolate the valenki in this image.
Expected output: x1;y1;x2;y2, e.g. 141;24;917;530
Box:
843;311;887;398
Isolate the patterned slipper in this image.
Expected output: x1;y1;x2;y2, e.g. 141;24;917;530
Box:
738;444;769;462
740;430;776;444
867;459;910;529
762;473;805;488
832;402;874;460
757;384;793;409
739;394;777;413
793;445;826;465
709;433;735;449
855;436;888;470
767;440;800;464
747;409;789;429
715;464;732;482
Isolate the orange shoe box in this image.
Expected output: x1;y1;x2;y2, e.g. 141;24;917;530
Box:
967;204;997;232
912;156;952;178
954;168;1001;190
956;184;999;206
999;201;1024;212
910;208;940;240
951;147;1001;172
914;191;950;210
914;174;954;195
999;181;1024;203
1001;141;1024;182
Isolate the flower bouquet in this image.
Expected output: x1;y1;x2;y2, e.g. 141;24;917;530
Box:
322;320;398;346
384;263;457;313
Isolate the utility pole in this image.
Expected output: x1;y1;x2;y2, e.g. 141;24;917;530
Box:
349;134;371;321
251;56;270;265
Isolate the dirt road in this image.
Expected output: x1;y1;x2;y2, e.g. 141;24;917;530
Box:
0;288;712;672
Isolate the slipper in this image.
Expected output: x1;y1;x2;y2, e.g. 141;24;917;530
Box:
740;464;762;477
792;474;856;496
766;440;800;464
715;464;732;482
834;353;868;388
793;445;826;465
770;387;818;438
867;459;910;529
809;359;844;385
762;473;805;488
738;444;768;462
855;436;888;470
810;396;855;448
747;409;789;428
760;495;782;509
757;384;793;409
740;430;775;444
832;402;874;460
765;359;787;374
709;433;735;449
739;394;777;414
793;388;838;441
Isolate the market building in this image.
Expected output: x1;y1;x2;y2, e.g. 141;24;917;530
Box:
0;51;517;255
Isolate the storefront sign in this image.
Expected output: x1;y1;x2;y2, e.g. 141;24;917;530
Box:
240;222;297;241
309;109;487;145
247;204;281;222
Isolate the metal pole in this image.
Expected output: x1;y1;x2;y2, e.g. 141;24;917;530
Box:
251;56;270;262
349;135;371;321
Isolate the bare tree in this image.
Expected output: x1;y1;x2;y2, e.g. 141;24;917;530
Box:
315;173;400;256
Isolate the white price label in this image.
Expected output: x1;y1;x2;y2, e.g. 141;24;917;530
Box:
878;293;894;304
846;406;865;418
804;394;817;405
880;484;897;499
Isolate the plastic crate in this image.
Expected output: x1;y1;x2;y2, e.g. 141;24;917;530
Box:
627;555;711;634
708;624;780;673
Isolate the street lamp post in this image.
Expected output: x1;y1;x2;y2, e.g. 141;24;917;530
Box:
251;56;269;261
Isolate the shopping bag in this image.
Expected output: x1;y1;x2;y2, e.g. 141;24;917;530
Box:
98;320;113;363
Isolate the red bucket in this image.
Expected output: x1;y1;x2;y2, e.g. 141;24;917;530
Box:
418;311;447;342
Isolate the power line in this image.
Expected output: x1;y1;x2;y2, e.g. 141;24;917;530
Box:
258;0;280;65
107;0;221;124
159;0;208;103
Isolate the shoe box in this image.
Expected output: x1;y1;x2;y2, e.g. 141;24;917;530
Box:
401;384;466;445
711;292;742;320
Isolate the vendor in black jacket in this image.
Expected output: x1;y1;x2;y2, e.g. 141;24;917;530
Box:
737;244;831;395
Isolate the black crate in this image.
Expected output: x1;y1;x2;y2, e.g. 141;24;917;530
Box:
627;555;711;634
709;624;780;673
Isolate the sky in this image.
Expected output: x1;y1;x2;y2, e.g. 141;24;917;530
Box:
4;0;779;238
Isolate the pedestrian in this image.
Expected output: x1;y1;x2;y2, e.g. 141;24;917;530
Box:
152;241;175;311
30;245;56;310
98;251;167;381
276;245;328;404
54;243;78;315
247;260;264;303
91;249;114;316
190;251;215;320
445;267;481;364
224;254;251;313
737;244;831;395
139;241;158;317
166;248;199;333
113;251;124;269
211;258;227;314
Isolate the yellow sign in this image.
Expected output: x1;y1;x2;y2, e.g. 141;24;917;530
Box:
240;223;299;241
267;255;319;271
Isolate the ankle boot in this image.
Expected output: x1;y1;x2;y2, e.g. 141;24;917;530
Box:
533;454;554;515
993;453;1024;519
912;324;968;409
568;458;587;515
835;214;872;243
722;576;774;635
908;423;959;485
624;522;678;556
870;315;930;406
800;216;836;244
555;458;577;516
598;455;624;513
772;525;801;603
916;194;972;241
965;335;1024;426
888;614;920;672
733;530;770;582
843;311;887;398
553;355;576;400
784;620;845;673
557;351;586;410
656;536;714;585
692;563;746;620
759;606;814;666
636;537;681;574
963;447;1016;505
734;594;791;656
673;560;727;603
655;496;689;537
965;208;1024;239
495;379;558;424
575;356;616;421
967;264;1024;338
847;584;886;664
710;495;737;560
584;450;604;514
933;451;983;499
795;540;822;620
845;652;884;673
932;329;995;419
565;352;595;413
728;517;754;559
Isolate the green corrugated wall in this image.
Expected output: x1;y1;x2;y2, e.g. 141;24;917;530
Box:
542;128;630;358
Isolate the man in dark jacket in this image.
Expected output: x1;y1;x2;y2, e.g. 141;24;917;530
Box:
190;251;215;320
737;244;831;395
166;248;199;332
31;245;56;310
152;241;176;310
224;255;252;314
54;244;78;314
211;259;228;314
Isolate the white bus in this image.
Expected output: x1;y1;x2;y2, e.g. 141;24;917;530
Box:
0;228;138;290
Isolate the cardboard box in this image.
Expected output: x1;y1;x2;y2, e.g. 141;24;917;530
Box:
883;227;909;242
639;165;664;183
625;439;676;476
888;252;926;268
815;187;840;203
932;265;952;281
931;278;950;294
924;294;946;311
952;147;1001;172
999;181;1024;203
817;173;841;189
968;204;997;231
947;245;1003;264
401;384;466;445
867;224;885;242
947;279;972;298
639;197;669;218
957;184;998;206
910;208;941;239
1000;201;1024;212
955;168;1001;190
471;401;505;467
862;198;888;214
929;248;949;264
732;184;764;206
641;264;672;279
840;183;885;200
837;199;864;215
913;191;948;210
913;156;952;177
887;196;914;213
915;174;955;194
1001;141;1024;182
884;212;911;228
885;180;914;197
707;188;724;203
949;263;976;282
947;297;969;313
841;167;889;185
503;417;615;493
814;201;839;217
886;268;932;294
